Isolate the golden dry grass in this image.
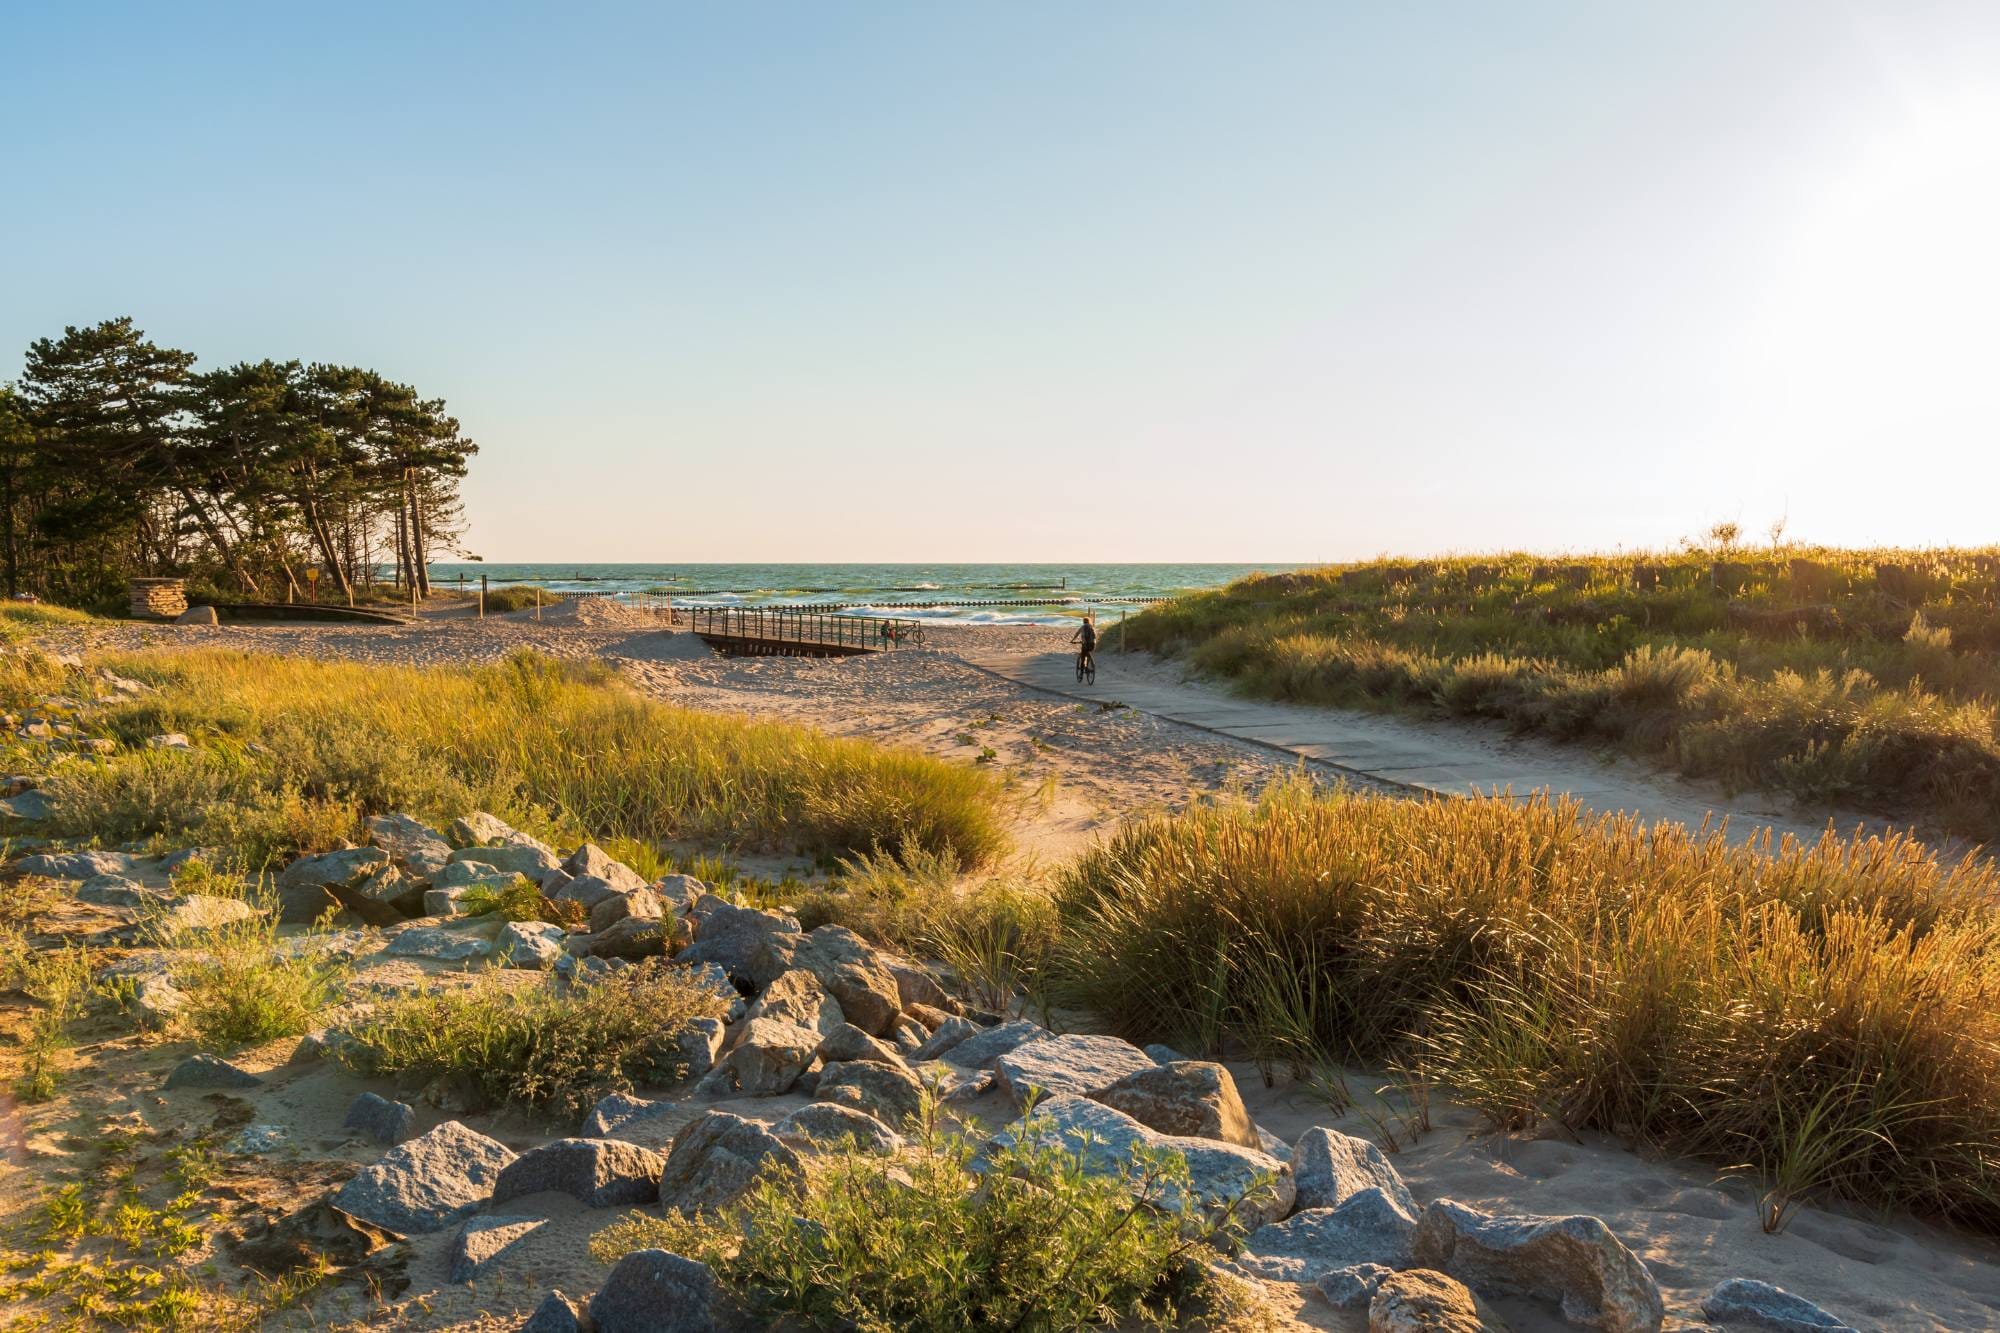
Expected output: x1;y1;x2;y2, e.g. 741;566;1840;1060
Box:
1055;780;2000;1230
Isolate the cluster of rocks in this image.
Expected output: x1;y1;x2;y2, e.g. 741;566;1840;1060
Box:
104;810;1858;1332
272;811;722;976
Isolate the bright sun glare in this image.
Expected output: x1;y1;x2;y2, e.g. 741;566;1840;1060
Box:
1748;92;2000;440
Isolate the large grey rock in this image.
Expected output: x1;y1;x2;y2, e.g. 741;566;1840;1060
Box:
995;1033;1156;1106
276;847;389;922
590;1249;737;1332
150;893;259;936
814;1059;924;1128
676;897;799;986
657;1111;802;1218
940;1019;1049;1070
1094;1061;1257;1148
77;874;166;908
338;863;427;922
915;1059;996;1103
670;1016;727;1082
164;1053;260;1089
902;1002;953;1033
695;1017;817;1096
0;790;55;820
1700;1279;1857;1332
175;605;219;625
434;859;515;890
1236;1189;1419;1280
447;811;514;847
450;842;559;878
496;919;568;969
741;969;843;1038
18;849;138;879
331;1121;516;1235
424;885;474;916
912;1014;980;1061
1411;1200;1664;1333
385;924;494;962
1369;1269;1502;1333
590;886;663;935
448;1214;544;1282
583;1092;674;1139
681;961;746;1021
1318;1262;1397;1310
367;813;453;881
992;1093;1294;1230
344;1091;417;1145
1293;1126;1419;1216
523;1290;585;1332
553;873;624;912
817;1022;907;1069
775;1103;904;1154
887;959;953;1011
757;925;902;1035
490;1138;665;1208
651;873;704;912
583;914;682;960
563;843;648;892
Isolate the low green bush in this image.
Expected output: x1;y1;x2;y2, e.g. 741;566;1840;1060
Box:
338;964;729;1119
154;909;350;1049
589;1093;1265;1331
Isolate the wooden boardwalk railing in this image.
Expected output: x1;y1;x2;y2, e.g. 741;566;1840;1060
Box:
688;608;926;657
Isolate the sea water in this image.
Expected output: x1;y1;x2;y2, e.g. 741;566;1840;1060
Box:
422;563;1295;624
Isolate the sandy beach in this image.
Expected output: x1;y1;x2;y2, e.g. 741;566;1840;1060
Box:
16;597;1995;1329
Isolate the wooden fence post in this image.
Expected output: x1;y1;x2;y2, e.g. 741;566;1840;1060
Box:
479;575;487;618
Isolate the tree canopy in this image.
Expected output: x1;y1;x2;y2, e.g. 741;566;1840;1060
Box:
3;318;476;608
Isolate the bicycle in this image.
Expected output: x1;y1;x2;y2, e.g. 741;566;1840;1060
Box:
1076;649;1096;685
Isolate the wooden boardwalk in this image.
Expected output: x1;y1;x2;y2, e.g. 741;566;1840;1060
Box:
689;608;928;658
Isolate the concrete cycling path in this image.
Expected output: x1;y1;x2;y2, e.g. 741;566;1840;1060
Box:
957;643;1891;847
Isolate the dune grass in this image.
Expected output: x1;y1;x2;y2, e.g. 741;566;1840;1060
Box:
1052;780;2000;1231
0;601;96;642
1125;547;2000;838
478;584;557;613
21;647;1004;868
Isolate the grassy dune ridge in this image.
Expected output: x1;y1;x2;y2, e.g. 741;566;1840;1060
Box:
20;646;1005;867
1054;780;2000;1230
1124;547;2000;836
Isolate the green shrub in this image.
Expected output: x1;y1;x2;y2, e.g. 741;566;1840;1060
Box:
338;964;729;1120
1053;779;2000;1231
156;911;349;1049
460;874;582;928
589;1092;1265;1331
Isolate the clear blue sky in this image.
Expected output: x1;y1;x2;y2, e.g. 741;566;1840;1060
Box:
6;2;1997;562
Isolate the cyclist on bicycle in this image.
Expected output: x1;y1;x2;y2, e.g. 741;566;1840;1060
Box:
1070;614;1097;680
